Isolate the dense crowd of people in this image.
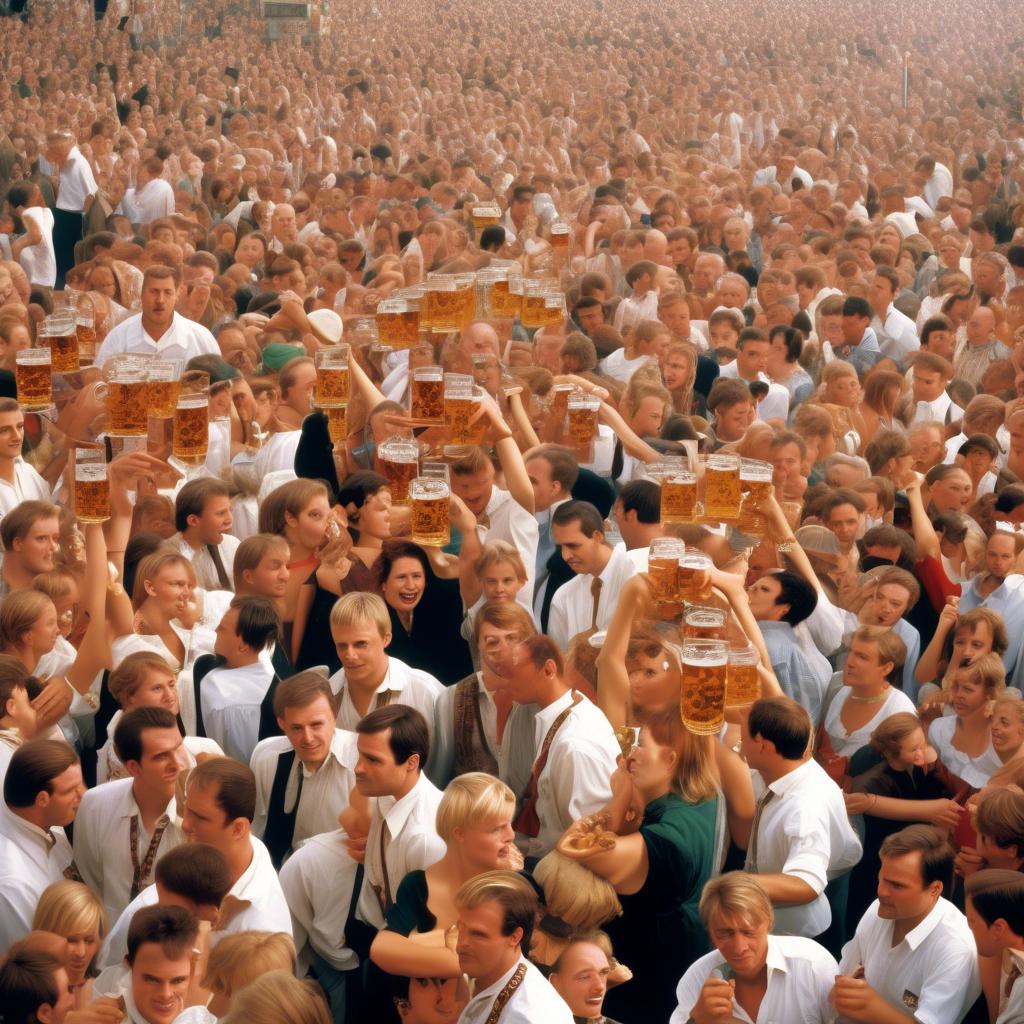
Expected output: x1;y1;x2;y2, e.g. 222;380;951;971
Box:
4;0;1024;1022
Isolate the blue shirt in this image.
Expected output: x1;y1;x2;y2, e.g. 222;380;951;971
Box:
832;326;882;376
759;620;831;722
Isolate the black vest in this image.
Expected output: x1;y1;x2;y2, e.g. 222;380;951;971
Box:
263;748;300;871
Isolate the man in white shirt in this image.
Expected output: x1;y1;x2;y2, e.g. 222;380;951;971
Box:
251;672;357;865
450;436;539;607
74;707;188;925
600;321;668;383
46;129;97;288
354;704;446;931
836;825;980;1024
328;592;443;735
670;872;838;1024
172;478;239;592
914;156;955;212
547;500;637;652
871;267;920;368
719;330;790;422
199;596;281;762
504;635;618;860
0;740;81;953
611;259;660;336
752;155;814;193
909;352;960;428
118;156;175;227
525;445;579;587
95;264;220;367
742;697;862;938
119;904;200;1024
429;602;537;790
964;869;1024;1024
8;183;56;288
0;400;50;520
455;870;572;1024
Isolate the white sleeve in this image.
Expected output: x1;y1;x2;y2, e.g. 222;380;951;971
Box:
554;742;615;825
546;591;570;653
278;856;312;962
72;798;103;896
248;743;277;840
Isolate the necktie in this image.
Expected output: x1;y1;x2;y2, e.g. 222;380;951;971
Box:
590;576;603;630
130;813;170;900
744;789;775;873
372;821;393;917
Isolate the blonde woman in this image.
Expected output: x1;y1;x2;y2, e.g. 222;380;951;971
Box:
201;932;296;1018
369;772;520;979
221;971;330;1024
661;341;697;416
32;880;107;1007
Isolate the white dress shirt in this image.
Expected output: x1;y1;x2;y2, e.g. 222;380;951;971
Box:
0;802;73;953
56;146;98;212
0;457;52;519
172;533;240;593
357;771;446;930
599;347;653;382
329;656;443;736
997;949;1024;1024
95;311;220;367
251;729;358;850
910;390;962;428
924;165;955;210
19;206;56;287
873;304;921;367
98;835;292;972
839;898;980;1024
280;829;360;973
73;778;185;924
118;177;175;225
516;689;619;860
718;359;791;421
747;759;862;937
478;486;540;607
670;935;839;1024
459;955;573;1024
547;542;637;652
201;660;276;763
611;290;660;335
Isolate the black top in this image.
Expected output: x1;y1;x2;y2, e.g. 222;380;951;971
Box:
603;793;718;1024
385;574;472;686
295;571;342;675
385;870;435;936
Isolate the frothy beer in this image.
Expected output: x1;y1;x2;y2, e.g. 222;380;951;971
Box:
681;640;727;736
16;349;51;410
75;460;110;524
411;368;444;422
411;478;450;547
107;380;149;437
173;394;209;465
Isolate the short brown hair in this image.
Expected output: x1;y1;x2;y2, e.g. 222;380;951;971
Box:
747;697;811;760
966;869;1024;935
4;740;78;808
108;651;176;707
515;633;565;677
154;844;232;907
175;478;231;534
975;788;1024;853
188;757;256;823
143;264;183;288
272;671;337;719
356;704;429;768
879;824;954;888
0;500;58;552
869;712;923;761
456;870;538;953
126;905;197;966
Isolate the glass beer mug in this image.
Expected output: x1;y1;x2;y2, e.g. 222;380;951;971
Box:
42;310;79;374
74;449;110;524
736;458;774;537
410;365;444;423
147;360;182;420
648;537;685;605
726;644;761;709
410;476;451;547
76;294;97;367
16;347;52;411
315;346;350;409
378;437;420;506
100;357;149;437
703;452;742;522
375;296;421;350
172;370;210;467
680;639;728;736
566;389;600;450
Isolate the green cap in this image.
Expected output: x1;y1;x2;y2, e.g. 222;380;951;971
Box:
260;342;306;373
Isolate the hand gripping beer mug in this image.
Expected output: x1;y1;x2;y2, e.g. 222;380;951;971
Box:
375;296;421;350
680;639;728;736
704;452;742;522
74;449;110;524
378;437;420;506
43;310;79;374
726;643;761;709
172;370;210;467
648;537;685;605
736;458;774;538
677;550;713;605
16;347;52;411
101;358;149;437
315;346;350;409
147;360;182;420
410;365;444;423
659;466;697;524
410;476;450;547
566;389;601;450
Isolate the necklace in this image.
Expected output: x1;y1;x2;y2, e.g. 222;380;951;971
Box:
848;688;890;705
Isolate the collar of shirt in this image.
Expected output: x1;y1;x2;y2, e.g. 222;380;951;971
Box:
484;485;508;518
477;673;499;711
380;770;433;838
117;985;150;1024
898;897;954;952
533;688;575;746
757;620;796;640
595;542;630;585
917;392;951;415
231;837;270;902
118;781;179;827
1;802;57;853
467;955;527;1004
765;756;816;800
537;497;570;527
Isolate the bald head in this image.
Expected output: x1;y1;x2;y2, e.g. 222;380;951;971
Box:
966;305;996;346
